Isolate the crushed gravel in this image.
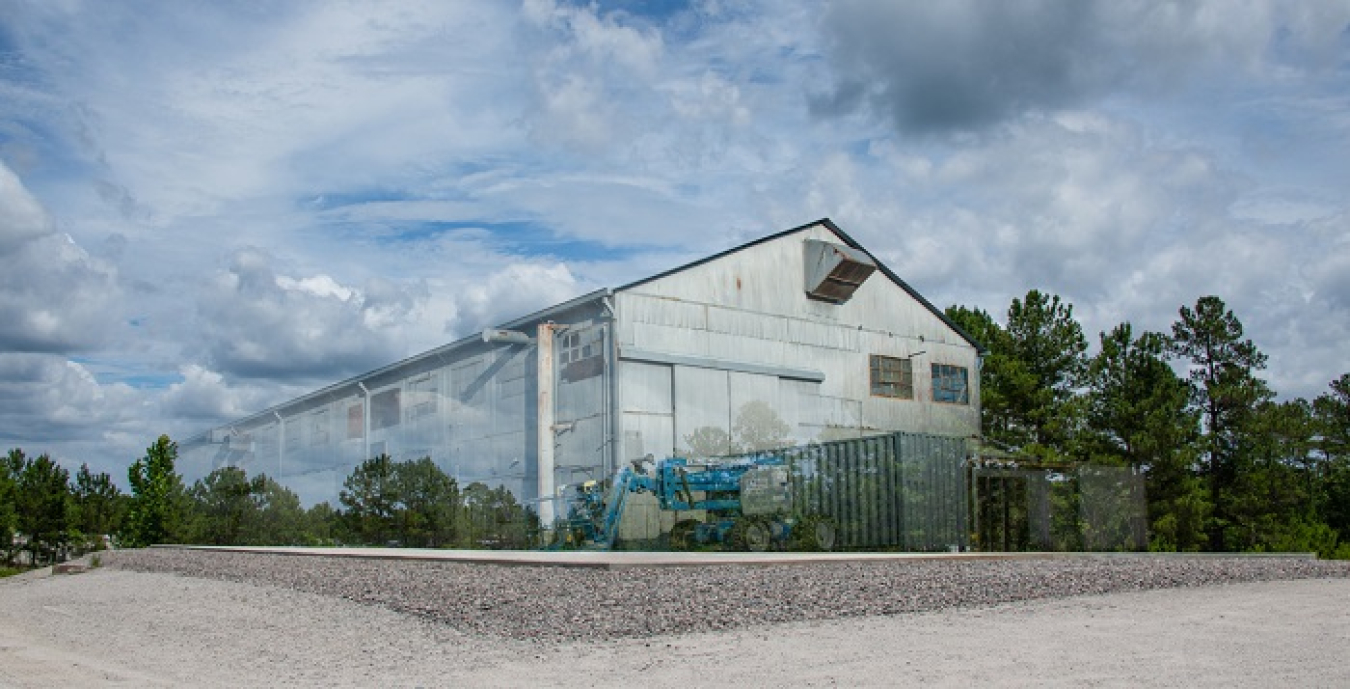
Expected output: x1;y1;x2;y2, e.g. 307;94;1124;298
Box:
101;549;1350;643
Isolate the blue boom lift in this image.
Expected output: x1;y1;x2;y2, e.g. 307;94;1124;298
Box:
556;455;836;552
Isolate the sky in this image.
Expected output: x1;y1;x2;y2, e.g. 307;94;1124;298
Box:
1;0;1348;485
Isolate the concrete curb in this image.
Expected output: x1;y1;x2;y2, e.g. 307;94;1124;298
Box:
149;544;1320;570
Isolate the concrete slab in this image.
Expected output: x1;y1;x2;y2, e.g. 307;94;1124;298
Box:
150;545;1318;570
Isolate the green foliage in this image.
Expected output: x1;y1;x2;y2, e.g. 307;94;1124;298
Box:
394;457;460;547
1169;295;1273;550
3;449;124;565
1146;473;1212;552
124;435;188;547
302;501;339;544
1005;290;1088;450
945;305;1029;446
1314;375;1350;546
952;288;1347;557
70;463;124;547
461;481;539;549
0;451;17;564
339;454;401;545
338;454;470;547
182;467;315;546
948;292;1088;455
13;450;71;565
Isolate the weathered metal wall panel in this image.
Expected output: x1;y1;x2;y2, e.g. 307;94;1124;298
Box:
614;222;980;459
673;366;731;457
554;321;611;491
618;361;674;464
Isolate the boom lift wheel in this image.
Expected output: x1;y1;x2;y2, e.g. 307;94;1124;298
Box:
742;520;772;552
669;519;698;551
814;519;837;552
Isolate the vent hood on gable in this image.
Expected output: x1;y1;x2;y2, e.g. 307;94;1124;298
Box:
804;238;877;304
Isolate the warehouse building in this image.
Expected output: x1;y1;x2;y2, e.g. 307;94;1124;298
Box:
179;219;983;522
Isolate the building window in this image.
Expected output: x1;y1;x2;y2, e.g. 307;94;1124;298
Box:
283;419;301;451
406;374;438;421
869;355;914;399
347;403;364;439
371;389;401;430
310;410;329;447
931;364;970;404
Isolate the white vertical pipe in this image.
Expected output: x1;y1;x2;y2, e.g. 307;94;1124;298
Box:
537;322;556;527
274;411;284;479
358;382;371;460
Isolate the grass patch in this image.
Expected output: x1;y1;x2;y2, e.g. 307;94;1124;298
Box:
0;565;34;578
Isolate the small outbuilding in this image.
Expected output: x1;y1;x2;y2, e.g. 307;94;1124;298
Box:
180;219;983;521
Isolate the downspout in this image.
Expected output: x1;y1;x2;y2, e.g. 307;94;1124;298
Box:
274;411;284;479
602;293;617;480
358;382;371;461
537;322;557;527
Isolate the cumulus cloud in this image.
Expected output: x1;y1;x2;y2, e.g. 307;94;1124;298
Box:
195;247;421;380
157;364;280;422
813;0;1350;135
521;0;666;152
449;261;583;334
0;162;52;251
0;161;121;353
0;353;141;445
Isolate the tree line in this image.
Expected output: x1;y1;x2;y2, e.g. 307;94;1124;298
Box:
2;435;539;567
947;292;1349;557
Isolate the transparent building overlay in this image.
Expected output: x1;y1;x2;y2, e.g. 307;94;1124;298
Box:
178;292;613;515
969;458;1148;553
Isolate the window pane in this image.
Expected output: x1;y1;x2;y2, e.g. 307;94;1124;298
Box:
931;364;969;404
371;389;401;429
869;355;913;399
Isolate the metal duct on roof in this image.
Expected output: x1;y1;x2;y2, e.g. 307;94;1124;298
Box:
803;238;877;304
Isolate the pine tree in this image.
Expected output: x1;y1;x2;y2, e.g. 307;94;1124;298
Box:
125;435;187;547
1169;296;1271;550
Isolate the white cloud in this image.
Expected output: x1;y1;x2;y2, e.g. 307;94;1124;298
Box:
450;261;583;334
0;161;122;353
157;364;279;422
0;353;149;479
195;247;417;380
0;162;52;251
0;0;1346;481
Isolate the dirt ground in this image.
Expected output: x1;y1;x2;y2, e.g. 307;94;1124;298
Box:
2;566;1347;688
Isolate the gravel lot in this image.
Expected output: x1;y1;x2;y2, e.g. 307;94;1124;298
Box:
99;548;1350;642
3;550;1348;687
